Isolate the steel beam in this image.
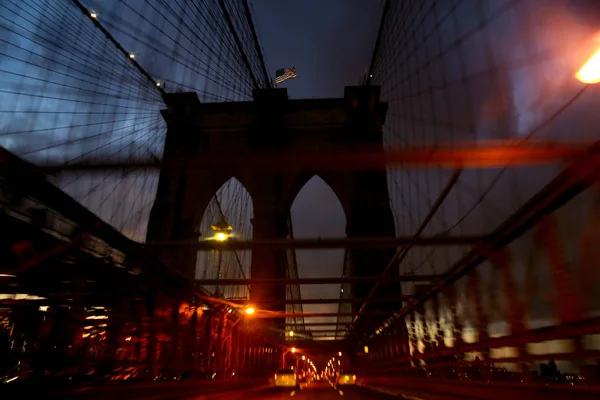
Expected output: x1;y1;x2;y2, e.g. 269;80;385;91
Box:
227;296;413;305
151;235;484;250
195;275;441;286
306;334;342;337
368;316;600;371
0;148;139;257
255;311;390;319
375;140;600;334
37;141;595;173
286;322;371;327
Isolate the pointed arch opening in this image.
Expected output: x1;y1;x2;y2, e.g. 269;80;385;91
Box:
290;175;346;339
197;177;253;299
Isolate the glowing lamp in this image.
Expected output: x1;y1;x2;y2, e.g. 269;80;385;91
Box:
577;48;600;84
211;216;232;242
215;232;227;242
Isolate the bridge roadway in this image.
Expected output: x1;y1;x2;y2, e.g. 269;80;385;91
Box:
169;381;401;400
48;380;406;400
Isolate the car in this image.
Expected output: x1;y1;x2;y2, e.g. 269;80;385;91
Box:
274;368;298;389
336;371;357;388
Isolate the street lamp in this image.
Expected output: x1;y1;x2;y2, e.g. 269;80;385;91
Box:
577;48;600;84
302;355;306;360
338;351;342;357
289;331;294;337
211;216;233;241
291;347;296;353
231;305;255;329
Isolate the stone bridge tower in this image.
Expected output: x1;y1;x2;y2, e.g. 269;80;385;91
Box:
147;86;399;336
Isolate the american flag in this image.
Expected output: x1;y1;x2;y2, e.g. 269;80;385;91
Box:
274;67;297;85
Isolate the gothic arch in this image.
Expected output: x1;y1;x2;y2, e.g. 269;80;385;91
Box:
197;177;254;240
196;177;253;296
290;175;348;328
286;172;352;222
187;173;255;232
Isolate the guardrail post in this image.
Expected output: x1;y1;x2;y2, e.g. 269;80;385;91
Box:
407;312;418;355
579;193;600;314
171;303;182;374
416;303;433;353
491;248;527;371
146;297;158;376
107;297;129;371
468;270;488;357
535;215;584;324
430;293;445;350
443;285;462;348
536;213;588;368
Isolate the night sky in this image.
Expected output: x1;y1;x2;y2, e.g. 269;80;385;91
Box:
248;0;600;330
3;0;600;335
252;0;384;326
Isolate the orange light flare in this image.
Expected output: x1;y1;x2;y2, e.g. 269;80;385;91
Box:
576;47;600;84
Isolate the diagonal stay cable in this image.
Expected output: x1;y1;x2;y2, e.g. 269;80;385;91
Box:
212;192;250;288
217;0;260;90
351;168;463;327
370;84;590;337
69;0;165;96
